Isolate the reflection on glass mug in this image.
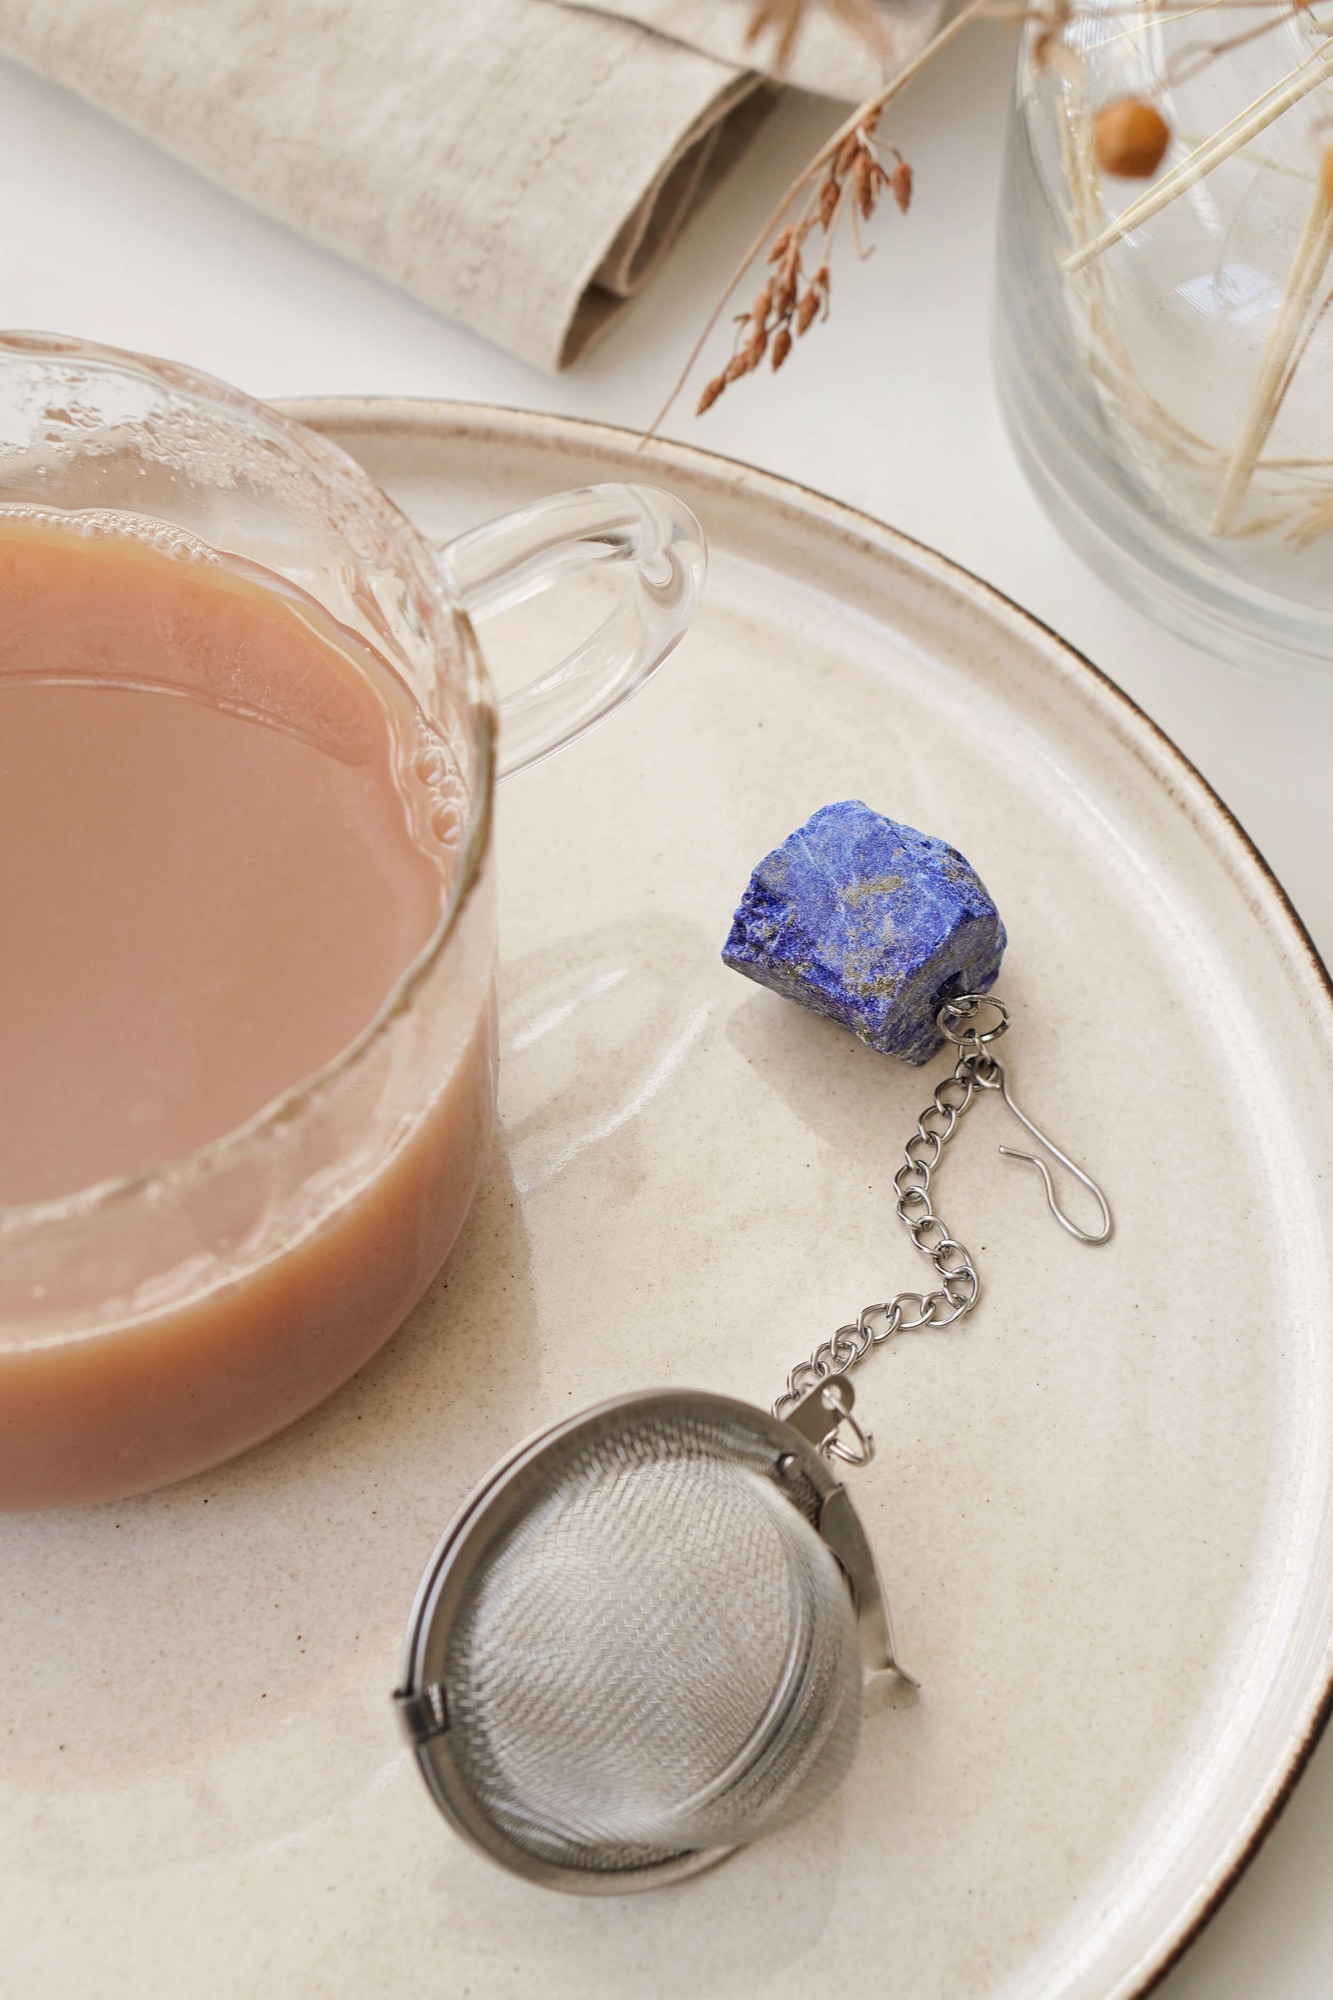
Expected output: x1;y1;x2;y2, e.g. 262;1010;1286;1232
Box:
0;333;704;1508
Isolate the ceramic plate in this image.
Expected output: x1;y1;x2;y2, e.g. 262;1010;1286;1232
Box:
3;402;1332;2000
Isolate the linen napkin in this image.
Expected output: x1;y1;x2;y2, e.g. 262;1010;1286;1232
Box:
0;0;940;373
553;0;941;104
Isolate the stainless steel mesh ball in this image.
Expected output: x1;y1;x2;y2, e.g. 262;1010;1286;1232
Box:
396;1389;893;1893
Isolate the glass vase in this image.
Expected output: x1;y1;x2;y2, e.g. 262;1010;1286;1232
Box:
995;4;1333;673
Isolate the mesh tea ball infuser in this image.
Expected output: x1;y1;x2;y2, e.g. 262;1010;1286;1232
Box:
395;808;1113;1894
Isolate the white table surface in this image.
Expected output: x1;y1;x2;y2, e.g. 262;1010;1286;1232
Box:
2;25;1331;1998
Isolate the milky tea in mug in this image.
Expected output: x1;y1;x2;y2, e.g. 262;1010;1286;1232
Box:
0;508;495;1506
2;514;456;1201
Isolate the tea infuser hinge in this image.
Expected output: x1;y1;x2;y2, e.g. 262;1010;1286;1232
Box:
395;1682;450;1745
776;1410;918;1699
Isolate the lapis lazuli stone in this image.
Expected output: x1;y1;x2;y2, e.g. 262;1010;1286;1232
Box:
722;801;1006;1065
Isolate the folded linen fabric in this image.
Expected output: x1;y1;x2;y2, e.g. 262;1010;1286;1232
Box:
551;0;941;105
0;0;939;372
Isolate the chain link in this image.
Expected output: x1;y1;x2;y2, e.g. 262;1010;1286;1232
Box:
773;999;1008;1419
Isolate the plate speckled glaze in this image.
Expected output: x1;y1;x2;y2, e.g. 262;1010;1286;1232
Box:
2;402;1331;2000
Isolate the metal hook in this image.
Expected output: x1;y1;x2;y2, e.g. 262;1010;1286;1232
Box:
976;1056;1113;1245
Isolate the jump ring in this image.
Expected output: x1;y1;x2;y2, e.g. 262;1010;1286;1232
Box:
937;993;1010;1045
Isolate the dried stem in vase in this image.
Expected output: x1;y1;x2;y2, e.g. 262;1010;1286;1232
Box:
1213;147;1333;533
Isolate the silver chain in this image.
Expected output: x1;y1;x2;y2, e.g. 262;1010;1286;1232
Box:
774;993;1017;1420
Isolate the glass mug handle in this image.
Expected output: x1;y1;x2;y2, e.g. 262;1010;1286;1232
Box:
434;484;705;780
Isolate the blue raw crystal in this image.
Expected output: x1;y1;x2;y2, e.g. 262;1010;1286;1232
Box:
722;801;1006;1065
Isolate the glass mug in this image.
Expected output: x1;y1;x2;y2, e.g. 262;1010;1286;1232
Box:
0;332;704;1509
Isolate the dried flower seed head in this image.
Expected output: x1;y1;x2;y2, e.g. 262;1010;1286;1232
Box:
1093;99;1171;179
676;39;921;420
851;151;876;219
743;325;770;368
688;106;908;412
696;372;727;417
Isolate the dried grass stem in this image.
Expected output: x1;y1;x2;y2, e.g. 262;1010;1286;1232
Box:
1212;150;1333;532
645;0;991;438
